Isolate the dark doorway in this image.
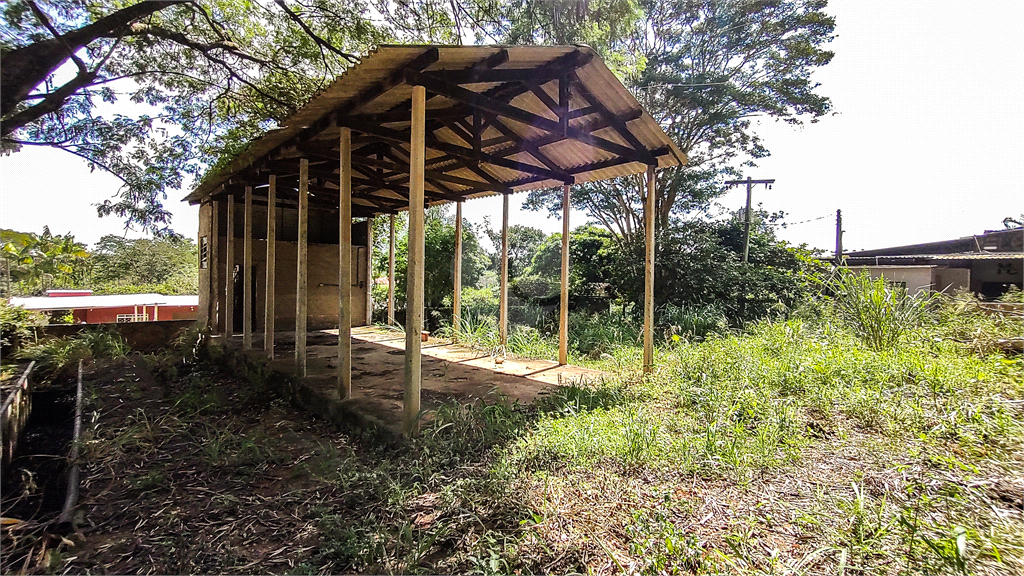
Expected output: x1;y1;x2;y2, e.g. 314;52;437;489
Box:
231;266;260;332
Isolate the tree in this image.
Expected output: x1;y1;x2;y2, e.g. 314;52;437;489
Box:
2;0;388;234
524;0;835;241
90;234;198;293
0;226;89;295
394;207;490;309
611;210;820;325
484;224;546;280
527;225;615;289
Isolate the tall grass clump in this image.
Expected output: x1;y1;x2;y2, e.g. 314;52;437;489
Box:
17;327;130;382
658;303;728;341
828;271;930;351
569;310;640;358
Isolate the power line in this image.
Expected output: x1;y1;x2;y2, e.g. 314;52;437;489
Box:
765;213;831;227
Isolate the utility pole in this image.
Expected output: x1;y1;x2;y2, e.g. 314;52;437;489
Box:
725;176;775;262
834;209;844;265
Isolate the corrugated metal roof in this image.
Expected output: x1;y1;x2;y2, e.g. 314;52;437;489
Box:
185;45;685;214
9;294;199;310
930;253;1024;260
839;252;1024;264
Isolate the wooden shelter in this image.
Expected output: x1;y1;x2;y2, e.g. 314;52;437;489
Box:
186;45;685;435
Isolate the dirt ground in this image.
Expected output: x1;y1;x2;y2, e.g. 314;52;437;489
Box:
2;356;367;574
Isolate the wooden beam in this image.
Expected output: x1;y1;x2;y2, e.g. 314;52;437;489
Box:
559;184;570;365
225;196;235;341
380;49;587;125
487;116;563;173
296;158;309;377
265;175;276;359
198;203;210;327
404;85;426;437
388;213;396;325
336;116;573;183
499;193;509;348
418;67;576;85
210;200;220;333
337;48;439;116
453;201;462;342
643;165;656;373
353;155;512;193
382;49;510;118
338;127;353;399
243;186;254;350
570;72;651;159
404;69;656;166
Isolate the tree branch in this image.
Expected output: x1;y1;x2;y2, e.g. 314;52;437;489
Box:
1;0;182;118
273;0;358;63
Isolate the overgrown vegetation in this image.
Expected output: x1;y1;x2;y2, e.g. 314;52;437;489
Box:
828;270;930;351
15;327;130;383
0;298;46;354
1;229;199;298
6;283;1021;575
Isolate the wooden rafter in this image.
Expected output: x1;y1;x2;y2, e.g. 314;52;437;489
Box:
404;68;655;165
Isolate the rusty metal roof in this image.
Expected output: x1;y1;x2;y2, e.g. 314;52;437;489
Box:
185;45;685;216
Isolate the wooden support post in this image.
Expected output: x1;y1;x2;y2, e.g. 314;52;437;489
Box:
365;217;374;327
387;214;396;326
453;201;463;342
499;192;509;347
643;166;656;373
211;201;220;333
265;175;277;359
243;186;253;350
559;184;570;365
404;85;426;437
338;127;353;399
296;159;309;376
225;196;235;341
154;304;158;321
834;209;843;265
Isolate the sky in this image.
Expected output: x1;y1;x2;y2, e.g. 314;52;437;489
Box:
2;1;1022;252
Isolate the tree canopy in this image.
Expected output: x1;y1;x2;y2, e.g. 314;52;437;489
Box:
524;0;836;241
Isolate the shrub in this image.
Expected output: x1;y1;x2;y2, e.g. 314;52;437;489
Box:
0;300;47;353
569;310;640;357
460;286;499;318
828;271;930;351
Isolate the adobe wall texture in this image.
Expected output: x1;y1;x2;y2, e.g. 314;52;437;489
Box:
203;203;373;333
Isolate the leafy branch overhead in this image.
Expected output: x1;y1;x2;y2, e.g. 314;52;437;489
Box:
1;0;389;235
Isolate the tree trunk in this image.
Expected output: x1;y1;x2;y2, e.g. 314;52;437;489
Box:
1;1;179;121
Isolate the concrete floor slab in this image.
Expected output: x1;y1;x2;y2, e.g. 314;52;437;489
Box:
229;327;603;435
